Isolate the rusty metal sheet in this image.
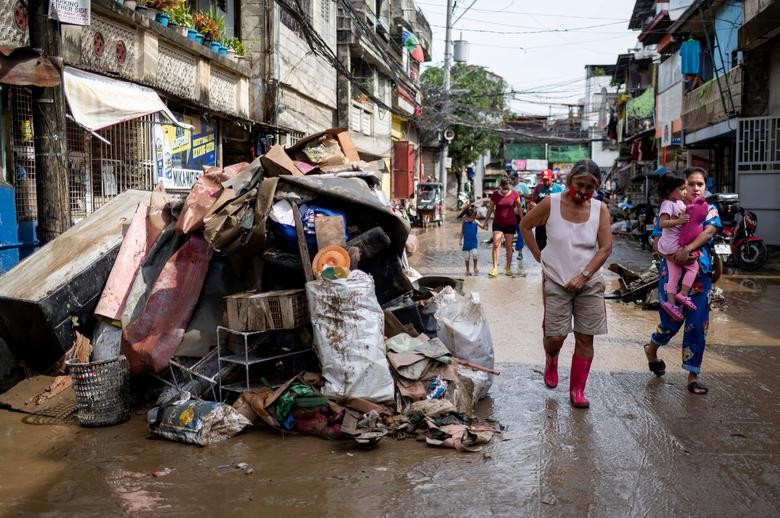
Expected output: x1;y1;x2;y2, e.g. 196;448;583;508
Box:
0;47;61;87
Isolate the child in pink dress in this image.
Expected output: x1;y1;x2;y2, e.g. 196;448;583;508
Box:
656;175;698;322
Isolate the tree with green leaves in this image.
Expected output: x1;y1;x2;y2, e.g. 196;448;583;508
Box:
419;64;508;172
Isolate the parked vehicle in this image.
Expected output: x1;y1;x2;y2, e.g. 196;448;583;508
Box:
416;182;444;228
707;193;768;271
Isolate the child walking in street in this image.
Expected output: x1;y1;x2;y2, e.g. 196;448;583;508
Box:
460;207;480;276
656;175;699;321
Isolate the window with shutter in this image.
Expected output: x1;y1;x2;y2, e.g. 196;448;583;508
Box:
350;105;361;132
361;110;372;136
319;0;330;38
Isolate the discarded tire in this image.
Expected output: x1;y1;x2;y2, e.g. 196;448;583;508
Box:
66;355;131;427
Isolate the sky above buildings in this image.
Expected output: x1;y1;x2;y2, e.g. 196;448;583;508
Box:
417;0;641;116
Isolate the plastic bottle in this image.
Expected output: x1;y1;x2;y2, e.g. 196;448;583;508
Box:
426;377;447;399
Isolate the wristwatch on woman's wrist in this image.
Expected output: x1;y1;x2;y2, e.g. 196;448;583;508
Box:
581;269;591;278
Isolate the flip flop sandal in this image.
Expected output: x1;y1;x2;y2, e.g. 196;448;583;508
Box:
644;344;665;377
687;381;709;395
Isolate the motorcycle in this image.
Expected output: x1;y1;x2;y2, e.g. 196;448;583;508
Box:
707;193;768;271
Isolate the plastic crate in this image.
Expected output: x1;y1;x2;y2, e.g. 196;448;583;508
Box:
224;289;308;332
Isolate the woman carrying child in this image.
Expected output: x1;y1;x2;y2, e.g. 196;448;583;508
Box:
644;167;721;395
655;174;698;321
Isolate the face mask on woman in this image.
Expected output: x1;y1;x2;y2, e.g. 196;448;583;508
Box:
569;189;593;203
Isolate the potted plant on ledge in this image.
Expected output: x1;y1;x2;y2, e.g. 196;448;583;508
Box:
193;10;219;49
228;37;245;63
135;0;158;20
167;0;192;37
149;0;175;26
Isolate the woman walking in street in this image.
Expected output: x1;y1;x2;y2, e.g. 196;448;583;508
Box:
482;178;523;277
643;167;721;394
520;160;612;408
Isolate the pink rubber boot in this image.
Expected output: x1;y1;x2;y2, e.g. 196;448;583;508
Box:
544;351;559;388
569;355;593;409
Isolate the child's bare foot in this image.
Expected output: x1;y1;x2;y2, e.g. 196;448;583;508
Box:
474;267;479;274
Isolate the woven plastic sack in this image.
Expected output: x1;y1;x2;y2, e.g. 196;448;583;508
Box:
306;270;394;403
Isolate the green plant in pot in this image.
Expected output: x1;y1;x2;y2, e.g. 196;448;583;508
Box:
193;10;220;44
148;0;174;25
135;0;158;19
166;0;192;37
228;37;245;61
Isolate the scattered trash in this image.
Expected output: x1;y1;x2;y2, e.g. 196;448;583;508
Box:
0;126;503;456
152;467;173;478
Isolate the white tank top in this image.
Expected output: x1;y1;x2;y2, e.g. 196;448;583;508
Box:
541;192;602;286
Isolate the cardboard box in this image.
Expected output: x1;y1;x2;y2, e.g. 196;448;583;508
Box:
260;144;304;177
287;128;361;163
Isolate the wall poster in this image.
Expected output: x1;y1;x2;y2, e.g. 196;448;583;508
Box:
154;113;217;189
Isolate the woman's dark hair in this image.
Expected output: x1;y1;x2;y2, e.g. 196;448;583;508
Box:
499;178;510;189
657;174;686;199
682;166;708;180
566;159;600;187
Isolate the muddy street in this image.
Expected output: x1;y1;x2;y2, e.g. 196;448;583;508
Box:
1;218;779;517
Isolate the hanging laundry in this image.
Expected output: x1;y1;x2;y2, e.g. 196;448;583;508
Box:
680;38;702;76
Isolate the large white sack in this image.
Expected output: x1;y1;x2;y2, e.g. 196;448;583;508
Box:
305;270;395;403
432;287;495;398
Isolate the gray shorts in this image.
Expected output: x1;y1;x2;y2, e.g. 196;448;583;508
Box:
542;274;607;336
463;249;478;260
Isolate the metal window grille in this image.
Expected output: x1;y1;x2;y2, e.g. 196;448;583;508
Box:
66;118;92;223
737;116;780;173
284;130;304;146
90;115;156;211
9;86;37;222
8;88;160;227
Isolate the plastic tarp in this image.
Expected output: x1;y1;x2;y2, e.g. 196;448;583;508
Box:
306;270;394;403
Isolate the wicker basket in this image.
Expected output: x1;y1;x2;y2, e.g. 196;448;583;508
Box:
66;356;131;427
224;289;308;332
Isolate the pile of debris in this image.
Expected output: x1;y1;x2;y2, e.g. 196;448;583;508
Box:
0;128;501;452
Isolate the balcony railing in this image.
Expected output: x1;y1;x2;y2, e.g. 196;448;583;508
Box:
681;65;742;133
59;0;251;119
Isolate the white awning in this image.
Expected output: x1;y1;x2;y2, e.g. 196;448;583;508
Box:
63;66;192;132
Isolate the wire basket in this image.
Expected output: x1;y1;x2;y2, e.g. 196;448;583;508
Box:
224;289;308;332
66;355;131;427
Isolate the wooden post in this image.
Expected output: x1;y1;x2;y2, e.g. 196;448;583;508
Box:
27;0;70;243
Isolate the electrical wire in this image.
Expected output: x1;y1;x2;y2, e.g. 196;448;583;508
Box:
429;20;629;35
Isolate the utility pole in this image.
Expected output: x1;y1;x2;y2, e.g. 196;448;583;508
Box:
28;0;70;243
438;0;453;204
